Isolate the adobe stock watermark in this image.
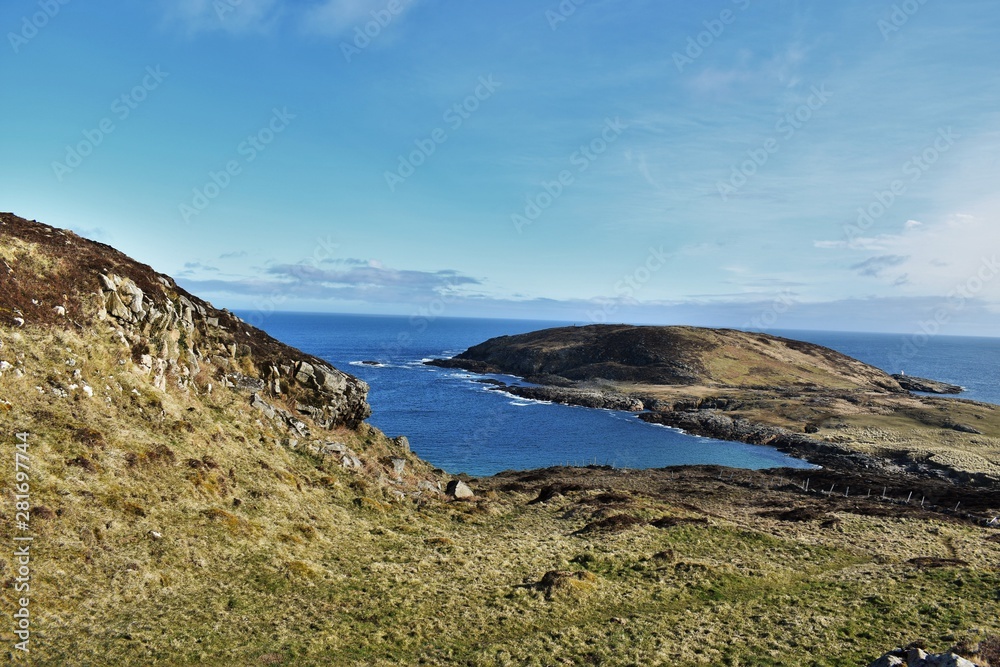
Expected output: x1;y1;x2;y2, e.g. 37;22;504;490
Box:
742;292;797;331
213;0;258;22
878;0;931;40
888;255;998;369
717;84;832;202
11;431;33;654
51;66;169;182
839;127;958;246
545;0;587;30
8;0;71;53
587;246;670;323
340;0;414;62
242;235;338;328
512;117;628;233
384;75;502;192
178;107;296;223
673;0;752;72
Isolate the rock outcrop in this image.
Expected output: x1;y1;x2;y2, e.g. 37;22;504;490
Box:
893;374;964;395
491;383;645;411
868;647;977;667
0;212;371;430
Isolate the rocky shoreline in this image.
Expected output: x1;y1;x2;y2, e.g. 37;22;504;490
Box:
892;373;965;394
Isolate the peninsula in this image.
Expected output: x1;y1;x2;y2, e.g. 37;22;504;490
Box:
429;325;1000;484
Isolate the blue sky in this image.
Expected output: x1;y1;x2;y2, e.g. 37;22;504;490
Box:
2;0;999;334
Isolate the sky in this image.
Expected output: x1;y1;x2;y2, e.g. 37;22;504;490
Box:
2;0;999;335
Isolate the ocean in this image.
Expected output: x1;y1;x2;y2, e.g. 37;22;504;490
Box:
246;313;1000;476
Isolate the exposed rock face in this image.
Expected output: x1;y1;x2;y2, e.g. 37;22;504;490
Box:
0;212;371;430
893;374;964;395
428;324;905;392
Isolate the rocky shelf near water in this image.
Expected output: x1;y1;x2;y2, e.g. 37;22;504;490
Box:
892;373;965;395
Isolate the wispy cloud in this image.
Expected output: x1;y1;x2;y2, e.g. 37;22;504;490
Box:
851;254;908;277
267;260;480;290
179;259;481;304
178;261;221;275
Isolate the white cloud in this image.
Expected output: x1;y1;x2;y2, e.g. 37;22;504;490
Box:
849;212;1000;299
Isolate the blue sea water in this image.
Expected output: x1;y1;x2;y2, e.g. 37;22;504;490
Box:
246;313;999;476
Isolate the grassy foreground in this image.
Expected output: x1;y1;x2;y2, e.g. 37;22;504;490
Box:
2;323;1000;665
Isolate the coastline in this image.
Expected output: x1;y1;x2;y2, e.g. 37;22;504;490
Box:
427;356;1000;488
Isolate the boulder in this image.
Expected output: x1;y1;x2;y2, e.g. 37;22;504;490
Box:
446;480;475;499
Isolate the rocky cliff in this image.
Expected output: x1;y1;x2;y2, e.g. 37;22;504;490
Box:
1;212;370;432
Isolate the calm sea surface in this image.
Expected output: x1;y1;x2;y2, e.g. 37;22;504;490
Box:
245;313;999;476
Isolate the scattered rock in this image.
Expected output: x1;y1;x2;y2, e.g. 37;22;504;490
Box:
321;442;347;455
869;653;905;667
391;457;406;477
446;480;475;499
250;393;276;419
417;480;441;493
393;435;410;452
869;647;978;667
341;455;363;471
